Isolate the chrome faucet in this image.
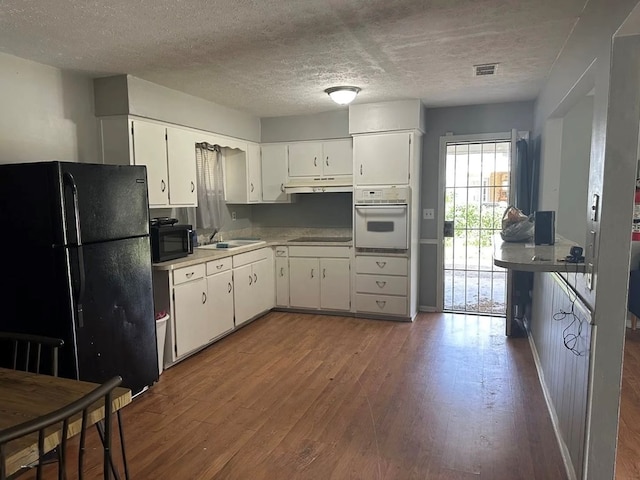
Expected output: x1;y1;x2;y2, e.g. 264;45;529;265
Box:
208;228;219;244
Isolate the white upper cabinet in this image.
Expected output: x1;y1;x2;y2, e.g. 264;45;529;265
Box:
353;132;412;186
166;127;198;206
288;142;323;177
99;117;199;208
288;139;352;178
261;144;291;203
223;141;263;204
322;139;353;176
131;120;169;207
247;143;263;203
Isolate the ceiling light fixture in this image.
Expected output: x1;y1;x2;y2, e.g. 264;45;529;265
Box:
324;86;361;105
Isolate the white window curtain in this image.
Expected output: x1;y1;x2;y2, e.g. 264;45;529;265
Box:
195;142;225;230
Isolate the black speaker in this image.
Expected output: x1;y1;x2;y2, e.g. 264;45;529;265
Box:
534;211;555;245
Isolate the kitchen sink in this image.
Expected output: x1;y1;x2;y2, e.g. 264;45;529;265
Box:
198;239;266;251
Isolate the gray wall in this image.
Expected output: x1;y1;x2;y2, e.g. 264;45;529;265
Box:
94;75;262;143
557;95;594;246
418;101;534;308
252;193;352;229
0;52;98;164
259;111;352;229
261;110;349;143
530;1;640;478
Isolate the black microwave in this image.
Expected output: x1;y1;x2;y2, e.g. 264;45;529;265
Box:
150;224;193;263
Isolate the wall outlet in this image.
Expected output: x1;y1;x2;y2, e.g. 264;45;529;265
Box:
231;211;237;221
423;208;435;220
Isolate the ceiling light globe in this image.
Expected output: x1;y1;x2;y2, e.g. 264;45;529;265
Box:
325;86;361;105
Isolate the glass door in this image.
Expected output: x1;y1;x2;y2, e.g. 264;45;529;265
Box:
443;141;511;314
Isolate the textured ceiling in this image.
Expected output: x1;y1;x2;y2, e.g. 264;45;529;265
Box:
0;0;586;117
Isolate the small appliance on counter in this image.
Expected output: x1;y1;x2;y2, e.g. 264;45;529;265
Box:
150;218;193;262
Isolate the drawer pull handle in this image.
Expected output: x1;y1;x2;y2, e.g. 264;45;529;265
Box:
313;156;317;167
191;181;195;192
376;262;386;268
216;264;223;270
322;268;326;279
280;267;284;277
311;269;315;278
360;164;363;175
280;183;285;193
376;300;386;309
202;292;207;304
161;179;166;192
325;156;329;166
186;272;194;278
254;273;258;283
228;282;232;293
376;281;386;288
249;275;253;285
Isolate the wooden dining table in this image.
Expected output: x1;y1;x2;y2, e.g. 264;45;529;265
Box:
0;367;131;477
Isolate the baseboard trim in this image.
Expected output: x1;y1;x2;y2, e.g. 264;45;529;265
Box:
528;334;578;480
419;305;438;312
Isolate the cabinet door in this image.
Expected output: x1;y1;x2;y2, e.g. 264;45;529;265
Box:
275;257;289;307
247;143;263;203
173;278;208;357
261;144;289;202
288;142;323;177
289;258;320;308
252;257;275;314
233;264;255;326
320;258;351;311
354;132;411;186
132;120;168;206
166;127;198;206
322;139;352;176
206;270;235;340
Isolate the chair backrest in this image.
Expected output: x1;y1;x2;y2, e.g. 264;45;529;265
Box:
0;376;123;480
0;332;64;376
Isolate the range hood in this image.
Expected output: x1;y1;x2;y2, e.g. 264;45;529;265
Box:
283;176;353;194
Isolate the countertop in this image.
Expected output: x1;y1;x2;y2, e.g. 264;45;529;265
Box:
152;236;353;271
493;234;586;273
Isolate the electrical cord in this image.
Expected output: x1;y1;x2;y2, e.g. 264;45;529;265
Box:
552;265;587;356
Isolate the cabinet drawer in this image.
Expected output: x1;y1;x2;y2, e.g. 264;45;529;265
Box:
355;256;408;275
274;246;288;257
356;274;407;296
288;246;350;258
356;294;407;316
233;247;270;268
206;257;233;276
173;263;205;285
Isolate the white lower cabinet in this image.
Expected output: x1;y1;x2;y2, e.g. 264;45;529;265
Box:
287;246;351;312
275;257;290;307
172;266;209;357
206;269;234;340
233;248;275;326
355;255;408;317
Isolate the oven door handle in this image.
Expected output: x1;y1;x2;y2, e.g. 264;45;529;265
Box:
355;205;407;216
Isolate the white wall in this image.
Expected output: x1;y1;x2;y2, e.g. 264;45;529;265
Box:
0;52;98;164
557;95;594;246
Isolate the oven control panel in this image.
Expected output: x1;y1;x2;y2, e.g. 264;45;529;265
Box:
355;186;410;204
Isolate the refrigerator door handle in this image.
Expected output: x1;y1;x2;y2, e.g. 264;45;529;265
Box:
63;172;86;327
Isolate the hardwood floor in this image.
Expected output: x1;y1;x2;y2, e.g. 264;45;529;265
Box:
616;328;640;479
32;312;568;479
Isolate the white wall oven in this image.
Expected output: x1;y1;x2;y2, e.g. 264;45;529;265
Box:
354;187;410;250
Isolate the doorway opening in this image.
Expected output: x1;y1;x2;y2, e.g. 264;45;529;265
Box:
442;138;511;315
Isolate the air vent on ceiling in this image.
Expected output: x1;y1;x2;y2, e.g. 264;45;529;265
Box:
474;63;498;76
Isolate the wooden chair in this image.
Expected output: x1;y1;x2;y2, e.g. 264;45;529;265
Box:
0;376;123;480
0;332;64;376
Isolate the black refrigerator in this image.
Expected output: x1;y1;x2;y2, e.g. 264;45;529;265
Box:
0;161;158;394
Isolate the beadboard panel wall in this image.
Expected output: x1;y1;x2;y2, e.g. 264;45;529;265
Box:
530;272;592;480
